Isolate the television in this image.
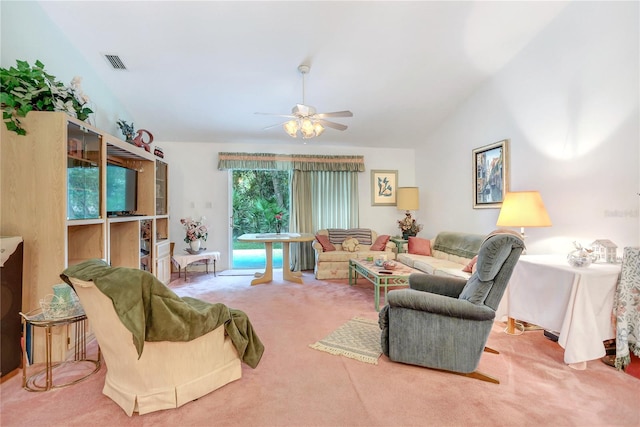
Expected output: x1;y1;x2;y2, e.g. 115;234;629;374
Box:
106;164;138;215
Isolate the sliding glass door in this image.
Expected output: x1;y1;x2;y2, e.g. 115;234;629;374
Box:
230;170;289;269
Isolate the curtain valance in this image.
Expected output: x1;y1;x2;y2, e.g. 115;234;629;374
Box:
217;152;365;172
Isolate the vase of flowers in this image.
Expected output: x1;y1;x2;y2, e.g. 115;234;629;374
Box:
398;213;423;240
274;212;283;234
181;217;208;251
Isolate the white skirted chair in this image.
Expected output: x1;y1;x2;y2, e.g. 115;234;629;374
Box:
70;278;242;416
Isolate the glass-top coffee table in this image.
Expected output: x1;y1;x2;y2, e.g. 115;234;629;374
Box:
349;259;420;311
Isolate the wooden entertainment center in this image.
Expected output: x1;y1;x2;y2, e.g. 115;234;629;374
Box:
0;112;170;363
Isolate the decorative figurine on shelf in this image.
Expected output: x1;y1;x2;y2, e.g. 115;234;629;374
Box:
590;239;618;263
567;241;597;268
133;129;154;153
116;120;135;143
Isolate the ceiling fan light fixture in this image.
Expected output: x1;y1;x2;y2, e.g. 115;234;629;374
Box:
257;64;352;140
301;118;314;132
313;122;325;136
283;120;299;138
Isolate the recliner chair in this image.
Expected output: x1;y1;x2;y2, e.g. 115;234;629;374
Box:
379;231;524;383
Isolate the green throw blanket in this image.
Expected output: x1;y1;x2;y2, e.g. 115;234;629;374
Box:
61;259;264;368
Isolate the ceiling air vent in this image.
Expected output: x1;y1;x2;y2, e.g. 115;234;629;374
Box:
104;54;127;70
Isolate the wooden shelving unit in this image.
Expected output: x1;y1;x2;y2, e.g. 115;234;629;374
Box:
154;159;171;284
1;111;170;362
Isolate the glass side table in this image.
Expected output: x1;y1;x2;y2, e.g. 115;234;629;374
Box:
19;308;101;392
390;237;408;254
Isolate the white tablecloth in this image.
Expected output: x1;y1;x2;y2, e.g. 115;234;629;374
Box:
506;254;621;366
171;250;220;269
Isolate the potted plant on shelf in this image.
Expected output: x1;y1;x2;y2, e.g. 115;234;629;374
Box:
1;59;93;136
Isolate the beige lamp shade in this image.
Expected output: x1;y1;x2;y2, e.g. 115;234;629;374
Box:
397;187;419;210
496;191;552;229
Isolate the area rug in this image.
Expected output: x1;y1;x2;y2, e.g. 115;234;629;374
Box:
309;317;382;365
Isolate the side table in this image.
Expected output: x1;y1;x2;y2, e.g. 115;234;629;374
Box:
505;254;621;368
20;309;101;391
390;237;408;254
171;249;221;280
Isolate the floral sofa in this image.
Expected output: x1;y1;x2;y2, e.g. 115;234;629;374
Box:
312;228;396;279
396;231;486;279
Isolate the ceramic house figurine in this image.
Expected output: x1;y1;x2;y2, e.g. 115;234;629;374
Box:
591;239;618;263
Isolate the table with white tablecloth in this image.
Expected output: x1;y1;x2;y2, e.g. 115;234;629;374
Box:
171;249;220;280
505;254;621;369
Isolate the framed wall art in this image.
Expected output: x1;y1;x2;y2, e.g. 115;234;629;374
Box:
472;139;509;209
371;170;398;206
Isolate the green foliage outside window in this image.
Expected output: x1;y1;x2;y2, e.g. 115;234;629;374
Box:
232;170;289;241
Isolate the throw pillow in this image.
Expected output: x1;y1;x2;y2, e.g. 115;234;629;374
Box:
342;237;360;252
315;234;335;252
370;234;390;251
408;237;431;256
462;255;478;273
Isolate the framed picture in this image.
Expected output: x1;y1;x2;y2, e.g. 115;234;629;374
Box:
472;139;509;209
371;170;398;206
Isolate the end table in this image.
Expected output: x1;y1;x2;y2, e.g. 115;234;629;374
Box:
390;237;408;254
20;309;101;391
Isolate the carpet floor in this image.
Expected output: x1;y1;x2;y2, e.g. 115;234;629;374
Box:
1;270;639;426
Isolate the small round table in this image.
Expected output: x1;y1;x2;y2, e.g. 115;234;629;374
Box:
20;308;101;392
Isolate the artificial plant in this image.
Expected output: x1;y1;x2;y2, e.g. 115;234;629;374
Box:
0;59;93;135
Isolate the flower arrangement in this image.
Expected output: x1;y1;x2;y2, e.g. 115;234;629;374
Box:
1;60;93;136
397;214;423;236
181;217;208;243
274;212;283;233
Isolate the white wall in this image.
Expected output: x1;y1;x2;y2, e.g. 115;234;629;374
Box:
0;2;133;137
161;142;415;269
5;1;637;265
418;1;639;256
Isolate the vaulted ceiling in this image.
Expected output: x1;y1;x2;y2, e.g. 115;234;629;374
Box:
38;1;569;148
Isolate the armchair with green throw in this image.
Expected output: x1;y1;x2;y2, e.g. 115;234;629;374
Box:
61;260;264;416
379;231;524;383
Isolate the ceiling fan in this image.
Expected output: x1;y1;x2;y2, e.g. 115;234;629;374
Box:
256;64;353;139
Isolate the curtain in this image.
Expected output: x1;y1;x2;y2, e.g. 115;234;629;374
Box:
290;170;359;271
218;152;365;172
220;152;363;272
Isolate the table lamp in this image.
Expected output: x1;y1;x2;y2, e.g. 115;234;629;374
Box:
397;187;420;237
496;191;552;238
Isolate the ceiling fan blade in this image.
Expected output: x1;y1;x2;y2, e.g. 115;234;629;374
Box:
317;119;348;131
315;110;353;119
262;121;288;130
255;112;296;119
